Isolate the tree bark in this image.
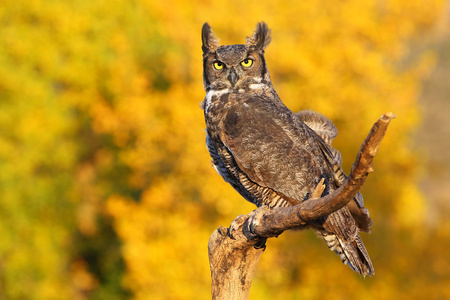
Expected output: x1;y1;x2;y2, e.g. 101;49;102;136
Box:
208;112;395;299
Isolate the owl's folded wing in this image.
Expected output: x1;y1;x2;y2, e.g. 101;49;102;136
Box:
220;96;330;202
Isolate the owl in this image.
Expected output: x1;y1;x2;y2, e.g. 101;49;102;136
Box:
201;22;374;277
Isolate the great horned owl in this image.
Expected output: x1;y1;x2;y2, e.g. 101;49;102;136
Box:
201;22;374;277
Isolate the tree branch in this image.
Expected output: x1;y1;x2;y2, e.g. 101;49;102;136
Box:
208;112;395;299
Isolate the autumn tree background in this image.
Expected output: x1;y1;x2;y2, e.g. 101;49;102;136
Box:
1;0;449;299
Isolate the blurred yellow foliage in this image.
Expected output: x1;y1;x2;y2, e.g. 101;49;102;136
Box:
0;0;448;299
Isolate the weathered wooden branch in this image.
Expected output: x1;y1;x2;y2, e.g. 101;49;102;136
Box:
208;112;395;300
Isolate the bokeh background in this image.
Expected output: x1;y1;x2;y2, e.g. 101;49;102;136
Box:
1;0;449;299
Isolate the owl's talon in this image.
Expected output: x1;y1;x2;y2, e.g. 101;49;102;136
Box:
253;238;267;250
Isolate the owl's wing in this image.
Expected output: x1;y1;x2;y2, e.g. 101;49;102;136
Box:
220;96;331;202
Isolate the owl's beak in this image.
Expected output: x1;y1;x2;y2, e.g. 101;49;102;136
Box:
228;68;238;87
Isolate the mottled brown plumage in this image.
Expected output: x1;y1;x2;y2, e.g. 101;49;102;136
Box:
201;22;374;276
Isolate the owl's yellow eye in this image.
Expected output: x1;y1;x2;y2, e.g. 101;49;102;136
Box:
213;62;224;70
241;59;253;68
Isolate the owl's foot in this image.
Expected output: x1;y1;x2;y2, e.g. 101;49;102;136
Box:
227;206;271;248
227;214;247;240
247;206;270;249
247;205;271;236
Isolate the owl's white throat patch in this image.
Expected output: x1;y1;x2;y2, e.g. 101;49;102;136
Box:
249;83;264;90
204;89;230;113
248;77;263;90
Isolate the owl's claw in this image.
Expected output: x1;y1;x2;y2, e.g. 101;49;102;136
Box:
253;238;267;249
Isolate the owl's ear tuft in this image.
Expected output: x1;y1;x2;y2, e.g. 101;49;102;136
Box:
246;22;271;51
202;23;219;54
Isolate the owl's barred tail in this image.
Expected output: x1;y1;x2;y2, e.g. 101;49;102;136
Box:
321;232;375;277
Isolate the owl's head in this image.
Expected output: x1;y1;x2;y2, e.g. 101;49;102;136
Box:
202;22;272;92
